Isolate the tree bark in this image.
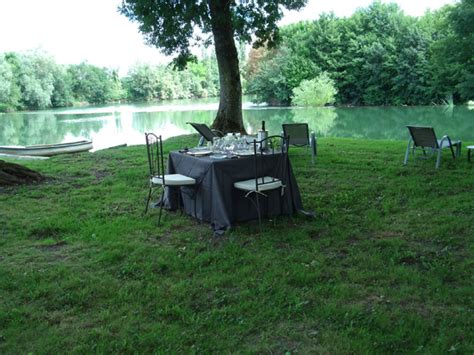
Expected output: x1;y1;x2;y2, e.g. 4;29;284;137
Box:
209;0;246;134
0;160;44;186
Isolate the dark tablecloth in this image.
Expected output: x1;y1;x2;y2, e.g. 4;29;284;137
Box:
166;151;303;232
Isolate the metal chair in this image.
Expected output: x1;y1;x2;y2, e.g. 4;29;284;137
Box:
187;122;224;146
282;123;316;164
403;126;462;169
144;133;196;225
233;135;290;231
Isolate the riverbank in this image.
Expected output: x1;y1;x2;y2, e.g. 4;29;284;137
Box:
0;135;472;353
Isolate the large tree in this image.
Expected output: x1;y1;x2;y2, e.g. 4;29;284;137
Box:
119;0;307;133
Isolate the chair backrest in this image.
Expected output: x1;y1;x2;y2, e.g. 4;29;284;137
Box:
145;132;165;181
282;123;310;146
187;122;219;142
252;135;290;192
407;126;439;149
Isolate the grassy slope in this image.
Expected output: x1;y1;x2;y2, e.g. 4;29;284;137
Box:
0;135;472;353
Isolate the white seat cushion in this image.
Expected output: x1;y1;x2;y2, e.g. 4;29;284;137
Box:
234;176;282;192
151;174;196;186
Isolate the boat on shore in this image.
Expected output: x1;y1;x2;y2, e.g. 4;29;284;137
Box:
0;140;93;157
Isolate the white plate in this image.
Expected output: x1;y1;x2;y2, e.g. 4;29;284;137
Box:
236;151;254;156
210;154;229;159
189;150;212;156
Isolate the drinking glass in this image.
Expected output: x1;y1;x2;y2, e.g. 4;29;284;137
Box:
212;137;221;153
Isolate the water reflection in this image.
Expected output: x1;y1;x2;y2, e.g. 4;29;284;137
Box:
329;106;474;140
0;99;473;150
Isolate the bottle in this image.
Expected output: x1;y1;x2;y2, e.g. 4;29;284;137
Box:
257;120;268;150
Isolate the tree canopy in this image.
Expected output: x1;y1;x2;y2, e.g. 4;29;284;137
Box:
245;0;473;106
120;0;306;66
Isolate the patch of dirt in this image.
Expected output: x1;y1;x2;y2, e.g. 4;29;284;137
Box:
37;240;67;251
0;160;45;186
373;230;404;239
29;226;66;240
0;176;53;194
398;255;418;265
91;169;110;182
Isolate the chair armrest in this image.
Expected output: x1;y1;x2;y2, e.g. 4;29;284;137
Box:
439;135;453;147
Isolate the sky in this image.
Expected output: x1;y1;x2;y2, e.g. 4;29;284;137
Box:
0;0;457;74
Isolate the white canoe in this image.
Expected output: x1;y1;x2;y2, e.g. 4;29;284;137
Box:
0;140;93;157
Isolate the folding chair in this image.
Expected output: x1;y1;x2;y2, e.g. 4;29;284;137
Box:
282;123;317;164
187;122;224;146
403;125;462;169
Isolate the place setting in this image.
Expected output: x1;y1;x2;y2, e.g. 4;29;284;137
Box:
179;132;256;159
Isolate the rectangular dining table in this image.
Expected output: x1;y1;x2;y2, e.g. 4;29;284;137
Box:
164;151;304;234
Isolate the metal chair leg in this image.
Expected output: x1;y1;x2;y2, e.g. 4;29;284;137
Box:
310;132;316;165
144;186;153;214
457;142;462;157
177;188;183;216
436;149;442;169
255;192;262;233
193;189;200;224
450;145;456;159
403;139;412;165
158;188;165;226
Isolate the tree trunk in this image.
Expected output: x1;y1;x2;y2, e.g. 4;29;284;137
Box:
0;160;44;186
209;0;246;134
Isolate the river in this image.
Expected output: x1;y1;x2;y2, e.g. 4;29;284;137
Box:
0;97;473;150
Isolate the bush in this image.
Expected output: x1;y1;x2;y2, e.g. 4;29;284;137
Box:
0;103;10;112
292;72;337;106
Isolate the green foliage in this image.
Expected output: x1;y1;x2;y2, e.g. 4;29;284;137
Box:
50;66;74;108
246;1;473;106
430;0;474;102
0;50;222;110
292;72;337;106
122;54;220;102
1;51;55;110
122;63;159;101
0;52;126;110
67;63;122;104
0;54;21;111
247;46;318;105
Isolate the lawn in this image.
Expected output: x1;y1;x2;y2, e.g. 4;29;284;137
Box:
0;135;472;353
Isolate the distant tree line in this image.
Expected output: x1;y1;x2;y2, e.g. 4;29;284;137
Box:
0;50;221;112
2;1;472;112
244;0;474;106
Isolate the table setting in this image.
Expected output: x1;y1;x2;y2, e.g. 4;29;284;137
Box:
160;122;305;234
178;128;286;160
178;133;256;159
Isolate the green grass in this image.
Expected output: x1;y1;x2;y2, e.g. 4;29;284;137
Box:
1;135;473;353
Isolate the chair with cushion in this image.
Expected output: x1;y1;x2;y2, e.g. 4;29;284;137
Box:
145;133;196;225
187;122;224;146
233;135;290;231
403;125;462;169
282;123;316;164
